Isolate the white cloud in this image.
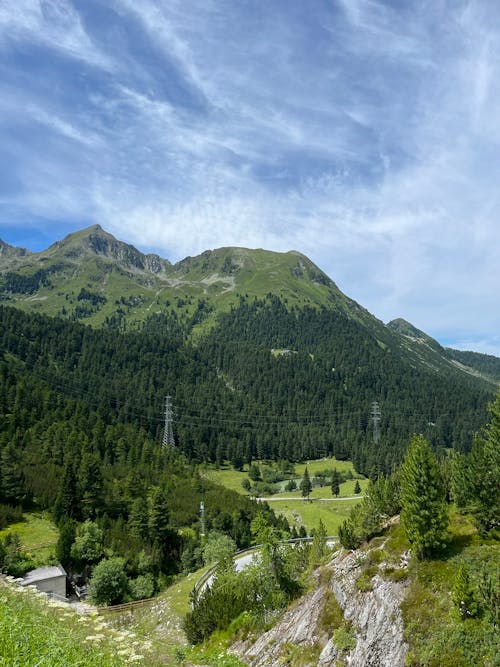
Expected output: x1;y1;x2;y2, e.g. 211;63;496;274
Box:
0;0;499;355
0;0;113;70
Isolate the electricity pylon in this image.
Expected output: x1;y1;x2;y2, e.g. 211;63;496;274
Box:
162;395;175;447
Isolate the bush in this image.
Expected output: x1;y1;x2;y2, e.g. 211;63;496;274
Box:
332;624;357;652
355;565;378;592
129;573;155;601
0;533;34;577
0;504;23;530
88;557;129;606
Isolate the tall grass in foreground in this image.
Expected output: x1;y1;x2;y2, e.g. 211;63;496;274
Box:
0;582;146;666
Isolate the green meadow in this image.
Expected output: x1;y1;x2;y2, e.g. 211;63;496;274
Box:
202;457;367;534
0;512;59;568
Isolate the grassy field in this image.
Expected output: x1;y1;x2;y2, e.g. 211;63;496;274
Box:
202;458;367;534
265;496;362;535
203;457;363;496
0;512;59;568
274;478;369;499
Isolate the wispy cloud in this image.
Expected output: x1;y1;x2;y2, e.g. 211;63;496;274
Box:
0;1;499;354
0;0;113;70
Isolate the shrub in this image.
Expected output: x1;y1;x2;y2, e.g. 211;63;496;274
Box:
129;573;155;601
88;557;128;606
356;565;378;592
0;504;23;530
332;624;357;652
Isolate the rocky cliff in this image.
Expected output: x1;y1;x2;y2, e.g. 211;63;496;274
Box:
232;542;409;667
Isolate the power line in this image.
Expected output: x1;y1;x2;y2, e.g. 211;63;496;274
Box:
2;358;487;433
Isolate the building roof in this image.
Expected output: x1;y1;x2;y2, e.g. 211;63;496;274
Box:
21;563;67;586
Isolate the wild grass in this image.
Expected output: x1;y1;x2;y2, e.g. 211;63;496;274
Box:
0;581;143;666
106;565;213;665
401;512;499;667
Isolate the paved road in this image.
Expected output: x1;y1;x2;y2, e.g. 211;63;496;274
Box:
258;495;364;501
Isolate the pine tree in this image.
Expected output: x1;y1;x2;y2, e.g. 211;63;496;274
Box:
400;434;448;559
79;451;104;520
467;391;500;535
331;468;341;497
310;518;328;564
300;466;312;500
0;443;24;504
53;460;80;523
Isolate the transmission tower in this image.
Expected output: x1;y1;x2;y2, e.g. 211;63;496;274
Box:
200;500;206;538
162;395;175;447
371;401;381;444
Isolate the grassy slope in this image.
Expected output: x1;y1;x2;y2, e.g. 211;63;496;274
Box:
0;512;58;568
399;512;499;667
0;581;143;666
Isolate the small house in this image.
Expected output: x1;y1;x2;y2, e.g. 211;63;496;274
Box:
21;563;67;600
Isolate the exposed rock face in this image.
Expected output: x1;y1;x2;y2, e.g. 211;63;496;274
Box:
0;239;30;259
233;585;329;666
233;546;408;667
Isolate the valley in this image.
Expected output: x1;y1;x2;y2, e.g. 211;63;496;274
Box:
0;225;498;666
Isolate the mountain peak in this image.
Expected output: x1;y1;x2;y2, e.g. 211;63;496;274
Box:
387;318;443;352
46;225;170;273
0;238;31;259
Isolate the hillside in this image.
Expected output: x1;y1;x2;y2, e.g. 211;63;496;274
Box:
0;225;498;476
230;517;499;667
1;226;497;389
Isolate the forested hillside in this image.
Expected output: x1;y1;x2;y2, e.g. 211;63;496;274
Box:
0;301;493;482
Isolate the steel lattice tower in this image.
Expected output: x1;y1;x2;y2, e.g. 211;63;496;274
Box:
162;395;175;447
371;401;381;444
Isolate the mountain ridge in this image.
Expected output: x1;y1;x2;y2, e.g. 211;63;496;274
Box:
0;225;498;390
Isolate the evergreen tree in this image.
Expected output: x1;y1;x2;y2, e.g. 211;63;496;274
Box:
331;468;341;497
128;496;150;540
452;563;479;620
300;467;312;500
0;443;24;504
310;518;328;564
53;461;81;524
79;452;104;520
467;391;500;535
56;518;77;567
400;434;448;559
148;486;171;543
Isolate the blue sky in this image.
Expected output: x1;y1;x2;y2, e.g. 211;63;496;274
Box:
1;1;499;355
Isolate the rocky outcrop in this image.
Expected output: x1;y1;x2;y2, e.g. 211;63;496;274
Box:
232;545;408;667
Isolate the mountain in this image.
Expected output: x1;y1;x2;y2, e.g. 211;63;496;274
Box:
0;238;30;261
0;225;357;328
0;224;497;480
1;225;497;386
387;317;500;385
444;347;500;384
